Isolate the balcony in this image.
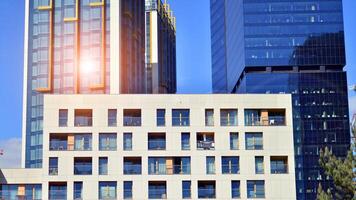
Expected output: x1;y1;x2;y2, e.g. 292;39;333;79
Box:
50;140;68;151
245;109;286;126
198;181;216;199
149;181;167;199
74;109;92;127
124;157;142;175
148;157;191;175
148;133;166;150
74;157;92;175
50;133;92;151
123;109;141;126
271;156;289;174
197;132;215;150
49;183;67;200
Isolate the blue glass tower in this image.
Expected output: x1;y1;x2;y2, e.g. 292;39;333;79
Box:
210;0;350;199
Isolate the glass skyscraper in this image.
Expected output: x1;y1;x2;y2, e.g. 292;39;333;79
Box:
210;0;350;199
145;0;177;94
24;0;175;168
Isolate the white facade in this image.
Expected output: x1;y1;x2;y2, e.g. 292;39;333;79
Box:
2;94;296;199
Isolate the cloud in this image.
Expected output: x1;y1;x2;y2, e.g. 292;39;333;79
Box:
0;137;21;168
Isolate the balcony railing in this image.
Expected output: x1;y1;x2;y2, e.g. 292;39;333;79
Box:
221;164;240;174
148;140;166;150
198;188;216;199
172;117;190;126
271;164;288;174
50;141;68;150
74;164;92;175
197;141;215;150
49;167;58;175
49;190;67;200
148;164;190;175
245;116;286;126
74;116;92;127
220;116;238;126
148;189;167;199
123;117;141;126
0;194;42;200
124;164;142;174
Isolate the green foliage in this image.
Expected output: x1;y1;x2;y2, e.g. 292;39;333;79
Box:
317;128;356;200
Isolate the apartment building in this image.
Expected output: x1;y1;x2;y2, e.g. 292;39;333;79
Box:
1;94;295;199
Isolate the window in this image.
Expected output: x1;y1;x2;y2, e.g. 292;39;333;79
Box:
157;109;166;126
123;181;133;199
123;157;141;174
220;109;238;126
206;156;215;174
99;133;117;151
247;180;265;198
230;132;239;150
108;109;117;127
172;109;190;126
49;134;68;151
99;157;108;175
197;132;215;150
231;181;240;198
245;109;286;126
73;182;83;200
49;157;58;175
198;181;216;199
49;182;66;200
59;109;68;127
74;157;92;175
148;133;166;150
74;109;92;127
123;109;141;126
182;181;191;199
270;156;288;174
123;132;132;151
181;132;190;150
149;181;167;199
99;182;117;200
222;156;239;174
255;156;264;174
74;134;92;151
205;109;214;126
245;133;263;150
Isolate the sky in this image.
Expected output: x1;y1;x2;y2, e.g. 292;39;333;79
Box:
0;0;355;167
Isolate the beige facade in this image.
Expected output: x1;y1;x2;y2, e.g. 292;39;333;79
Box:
1;94;296;199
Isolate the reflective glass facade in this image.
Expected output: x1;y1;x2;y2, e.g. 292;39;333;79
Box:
237;72;350;200
210;1;350;199
145;0;177;94
25;0;145;168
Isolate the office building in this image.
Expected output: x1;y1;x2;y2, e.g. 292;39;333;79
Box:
145;0;177;94
23;0;176;168
1;94;295;199
210;0;350;199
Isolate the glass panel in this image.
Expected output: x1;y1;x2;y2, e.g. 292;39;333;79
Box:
157;109;166;126
182;181;191;199
230;132;239;150
222;156;239;174
124;181;133;199
123;133;132;151
220;109;238;126
108;109;117;127
245;133;263;150
74;182;83;200
247;180;265;198
99;157;108;175
49;157;58;175
205;109;214;126
99;133;117;151
206;156;215;174
59;109;68;127
172;109;190;126
99;182;117;200
255;156;264;174
231;181;240;198
181;132;190;150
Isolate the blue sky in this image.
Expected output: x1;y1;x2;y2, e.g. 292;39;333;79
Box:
0;0;355;143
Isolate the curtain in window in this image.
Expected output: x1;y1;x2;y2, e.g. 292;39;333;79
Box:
206;157;215;174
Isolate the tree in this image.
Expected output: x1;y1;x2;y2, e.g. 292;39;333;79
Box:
317;124;356;200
